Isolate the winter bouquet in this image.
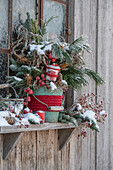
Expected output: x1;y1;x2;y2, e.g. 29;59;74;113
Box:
6;13;107;131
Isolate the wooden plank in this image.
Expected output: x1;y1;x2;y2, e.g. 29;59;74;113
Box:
58;128;75;150
96;0;112;169
74;0;97;169
0;123;76;134
0;135;3;170
0;49;10;54
15;137;22;170
52;0;66;5
3;132;23;160
21;132;37;170
1;98;24;101
0;84;9;89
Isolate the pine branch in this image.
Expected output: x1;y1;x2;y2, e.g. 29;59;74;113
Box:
69;36;92;54
84;68;104;85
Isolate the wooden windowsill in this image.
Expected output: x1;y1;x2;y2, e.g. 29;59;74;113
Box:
1;123;77;160
0;123;76;134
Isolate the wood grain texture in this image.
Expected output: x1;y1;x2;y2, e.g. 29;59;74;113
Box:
96;0;113;169
3;133;23;160
0;84;9;89
0;0;112;169
74;0;97;170
58;128;75;150
0;123;75;134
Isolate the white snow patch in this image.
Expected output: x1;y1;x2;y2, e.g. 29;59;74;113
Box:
83;110;96;125
29;43;52;55
95;124;99;130
13;76;22;81
64;46;69;51
72;103;82;111
44;44;52;52
15;103;23;116
24;113;41;124
14;117;30;126
37;110;44;113
50;82;57;91
0;111;13;117
0;117;11;126
100;110;106;115
62;80;68;85
24;107;30;112
32;67;40;72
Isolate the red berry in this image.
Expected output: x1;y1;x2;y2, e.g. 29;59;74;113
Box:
52;58;56;62
36;76;40;80
41;74;45;78
30;110;33;113
24;88;27;93
46;61;48;64
24;102;27;106
48;54;52;59
40;84;42;87
42;82;45;86
24;110;28;114
28;90;33;95
55;64;58;66
27;96;31;102
27;87;30;91
24;97;27;101
39;80;42;84
47;86;50;89
43;78;45;81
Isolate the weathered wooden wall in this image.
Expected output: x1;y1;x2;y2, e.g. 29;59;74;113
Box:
0;0;113;170
74;0;113;170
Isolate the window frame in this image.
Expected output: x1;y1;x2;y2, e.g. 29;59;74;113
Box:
38;0;69;42
0;0;13;54
0;0;69;55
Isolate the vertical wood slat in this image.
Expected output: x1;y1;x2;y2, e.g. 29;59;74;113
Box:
96;0;113;170
74;0;97;170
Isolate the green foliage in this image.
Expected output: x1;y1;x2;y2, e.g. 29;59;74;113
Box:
8;58;41;96
84;69;104;85
61;66;104;90
39;16;58;36
69;36;92;54
59;111;100;132
90;124;100;132
59;113;78;127
24;13;58;43
7;76;27;96
52;43;72;64
24;12;31;33
28;119;40;124
10;13;104;96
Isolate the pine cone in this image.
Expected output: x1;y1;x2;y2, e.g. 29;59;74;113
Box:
5;117;16;125
57;73;62;85
25;73;32;86
60;63;68;70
